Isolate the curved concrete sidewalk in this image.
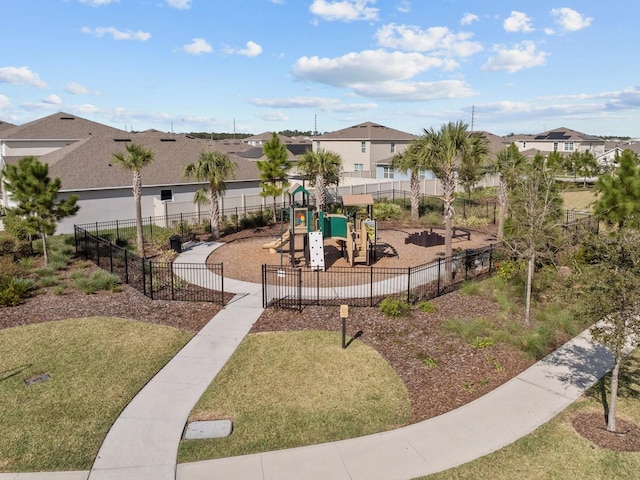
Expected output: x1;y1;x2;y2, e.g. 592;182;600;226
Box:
0;241;617;480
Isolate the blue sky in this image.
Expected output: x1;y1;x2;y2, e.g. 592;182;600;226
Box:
2;0;639;137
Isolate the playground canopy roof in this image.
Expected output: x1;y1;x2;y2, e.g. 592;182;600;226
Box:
342;194;374;207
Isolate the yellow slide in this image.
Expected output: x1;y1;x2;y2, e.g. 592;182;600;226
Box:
262;228;291;251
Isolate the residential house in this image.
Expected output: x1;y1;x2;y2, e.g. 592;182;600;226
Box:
237;132;312;175
506;127;605;157
312;122;418;177
0;113;262;234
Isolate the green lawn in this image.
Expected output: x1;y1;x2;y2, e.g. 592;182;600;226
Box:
178;330;411;462
0;317;192;472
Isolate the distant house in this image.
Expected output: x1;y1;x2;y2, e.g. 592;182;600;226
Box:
236;132;312;175
373;130;506;182
0;113;262;234
312;122;418;177
506;127;605;157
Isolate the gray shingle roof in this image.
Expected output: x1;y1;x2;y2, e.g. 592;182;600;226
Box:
315;122;418;141
0;111;125;140
0;120;17;132
39;134;259;191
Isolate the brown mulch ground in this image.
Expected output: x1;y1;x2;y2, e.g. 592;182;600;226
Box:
572;412;640;451
2;219;636;450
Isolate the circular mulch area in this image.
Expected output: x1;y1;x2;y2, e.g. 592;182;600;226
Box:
572;412;640;451
210;223;497;284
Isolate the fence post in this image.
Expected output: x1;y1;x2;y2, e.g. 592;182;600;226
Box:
149;260;154;300
407;267;411;304
297;268;302;312
489;245;494;274
370;267;374;307
124;249;129;284
116;220;120;244
437;258;441;296
262;264;266;308
220;263;225;305
170;262;175;301
316;268;320;306
142;258;147;296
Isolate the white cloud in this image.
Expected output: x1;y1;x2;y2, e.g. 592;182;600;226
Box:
0;66;47;88
0;95;11;109
310;0;379;22
481;41;548;73
166;0;191;9
256;111;289;122
81;26;151;41
396;1;410;14
375;24;482;57
551;8;592;32
227;41;263;57
250;96;377;113
182;38;213;55
461;13;478;26
79;0;118;6
350;80;476;101
65;83;93;95
42;94;63;106
293;50;450;87
503;11;534;33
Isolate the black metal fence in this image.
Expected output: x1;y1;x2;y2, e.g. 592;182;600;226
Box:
262;244;499;310
74;226;225;303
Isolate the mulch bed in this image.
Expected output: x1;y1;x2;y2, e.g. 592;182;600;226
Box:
572;412;640;451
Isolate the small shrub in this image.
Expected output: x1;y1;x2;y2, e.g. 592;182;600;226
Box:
39;275;60;288
52;285;67;296
419;354;439;368
379;297;411;318
454;215;489;227
74;270;122;294
18;256;36;270
373;202;402;220
0;256;24;283
417;301;437;314
459;281;481;296
469;336;495;349
496;259;526;281
0;277;35;306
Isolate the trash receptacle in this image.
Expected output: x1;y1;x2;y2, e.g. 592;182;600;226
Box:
169;234;182;253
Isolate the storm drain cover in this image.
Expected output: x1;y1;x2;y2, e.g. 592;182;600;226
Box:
184;420;233;440
24;373;52;386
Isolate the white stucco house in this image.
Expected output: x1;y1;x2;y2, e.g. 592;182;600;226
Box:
505;127;605;157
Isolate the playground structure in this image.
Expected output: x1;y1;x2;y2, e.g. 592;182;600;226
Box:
261;186;382;268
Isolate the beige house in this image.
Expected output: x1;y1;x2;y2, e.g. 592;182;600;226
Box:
311;121;418;175
505;127;605;157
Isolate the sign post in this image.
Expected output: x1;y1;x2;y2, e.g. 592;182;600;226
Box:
340;304;349;349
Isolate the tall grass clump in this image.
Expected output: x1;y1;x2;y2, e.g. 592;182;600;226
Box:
74;270;121;294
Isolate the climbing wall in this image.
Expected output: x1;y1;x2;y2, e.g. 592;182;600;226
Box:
308;231;325;271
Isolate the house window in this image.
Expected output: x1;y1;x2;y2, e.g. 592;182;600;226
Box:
354;163;364;171
383;167;394;179
390;142;396;153
160;189;173;201
419;170;427;180
564;142;574;152
315;141;321;149
361;141;366;153
553;142;559;152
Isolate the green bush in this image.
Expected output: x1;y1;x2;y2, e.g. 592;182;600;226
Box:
74;270;122;294
0;277;35;306
417;301;437;313
39;275;60;288
373;202;402;220
0;256;25;283
379;297;411;318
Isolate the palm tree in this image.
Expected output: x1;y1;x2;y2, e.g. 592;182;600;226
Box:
415;121;489;277
183;150;236;240
112;142;155;257
392;142;425;221
297;148;342;213
493;143;526;241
